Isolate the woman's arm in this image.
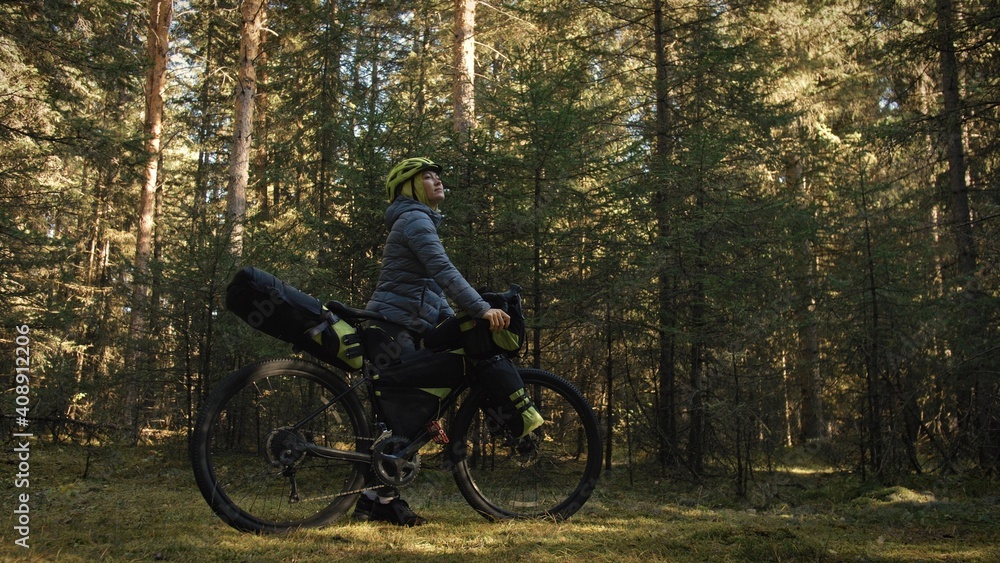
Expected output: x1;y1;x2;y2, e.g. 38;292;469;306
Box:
402;212;491;319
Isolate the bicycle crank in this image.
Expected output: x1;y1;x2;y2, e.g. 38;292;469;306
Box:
371;433;420;488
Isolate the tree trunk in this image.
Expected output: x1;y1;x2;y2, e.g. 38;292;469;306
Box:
860;177;887;479
605;303;614;471
127;0;172;441
316;0;343;269
936;0;975;285
935;0;997;470
226;0;266;258
653;0;678;467
532;166;543;370
796;242;826;441
453;0;476;133
787;156;826;442
254;17;270;218
688;277;706;475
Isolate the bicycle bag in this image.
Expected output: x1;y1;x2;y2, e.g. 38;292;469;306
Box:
364;325;468;439
425;285;526;360
225;266;363;371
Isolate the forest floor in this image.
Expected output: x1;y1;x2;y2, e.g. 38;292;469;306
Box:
0;439;998;562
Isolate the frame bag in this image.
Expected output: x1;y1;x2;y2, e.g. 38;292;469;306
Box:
363;324;467;439
225;266;363;371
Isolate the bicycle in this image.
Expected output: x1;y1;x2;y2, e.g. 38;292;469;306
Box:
189;299;602;534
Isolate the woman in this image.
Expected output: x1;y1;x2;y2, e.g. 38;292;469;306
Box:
353;157;525;527
367;157;511;342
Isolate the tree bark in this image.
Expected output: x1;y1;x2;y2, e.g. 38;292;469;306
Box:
936;0;975;285
453;0;476;133
935;0;997;471
787;156;826;442
226;0;266;257
254;16;270;218
796;240;826;441
653;0;679;467
127;0;172;440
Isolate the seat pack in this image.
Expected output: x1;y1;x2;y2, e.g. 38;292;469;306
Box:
225;266;363;371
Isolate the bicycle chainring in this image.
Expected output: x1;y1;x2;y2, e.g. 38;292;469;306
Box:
371;434;420;488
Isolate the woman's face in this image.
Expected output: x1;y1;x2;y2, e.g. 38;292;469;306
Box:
421;171;446;207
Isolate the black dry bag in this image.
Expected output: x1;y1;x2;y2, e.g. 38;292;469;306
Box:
424;285;526;359
363;324;467;439
225;266;363;371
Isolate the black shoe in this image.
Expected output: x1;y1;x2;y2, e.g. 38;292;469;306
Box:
353;496;426;527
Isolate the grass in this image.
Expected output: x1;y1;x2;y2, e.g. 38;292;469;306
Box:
1;440;998;562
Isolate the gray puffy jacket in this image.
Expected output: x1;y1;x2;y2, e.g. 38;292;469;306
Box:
366;197;491;334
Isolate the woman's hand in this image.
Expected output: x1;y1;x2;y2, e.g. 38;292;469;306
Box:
482;308;511;332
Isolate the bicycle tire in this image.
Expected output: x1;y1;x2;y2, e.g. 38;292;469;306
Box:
189;358;371;534
449;368;602;521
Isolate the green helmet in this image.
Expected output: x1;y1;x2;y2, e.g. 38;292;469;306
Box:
385;157;442;202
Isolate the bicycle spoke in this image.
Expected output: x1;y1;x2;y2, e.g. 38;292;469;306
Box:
191;359;370;533
450;369;602;521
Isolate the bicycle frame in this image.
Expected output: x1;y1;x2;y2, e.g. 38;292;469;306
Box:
291;359;473;468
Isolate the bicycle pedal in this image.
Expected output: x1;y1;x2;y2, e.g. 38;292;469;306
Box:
426;419;449;444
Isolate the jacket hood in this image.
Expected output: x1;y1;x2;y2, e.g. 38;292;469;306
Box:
386;196;442;229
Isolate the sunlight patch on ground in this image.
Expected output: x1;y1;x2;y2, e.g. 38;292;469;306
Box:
775;465;838;475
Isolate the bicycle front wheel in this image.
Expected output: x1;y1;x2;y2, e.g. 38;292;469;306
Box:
449;368;602;521
189;358;371;534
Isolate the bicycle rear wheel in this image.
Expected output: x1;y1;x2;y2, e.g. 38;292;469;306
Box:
189;358;371;533
449;368;602;521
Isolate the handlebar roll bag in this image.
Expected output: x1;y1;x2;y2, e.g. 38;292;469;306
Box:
424;285;526;359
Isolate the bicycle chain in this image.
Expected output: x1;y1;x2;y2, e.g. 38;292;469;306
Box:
307;431;392;500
